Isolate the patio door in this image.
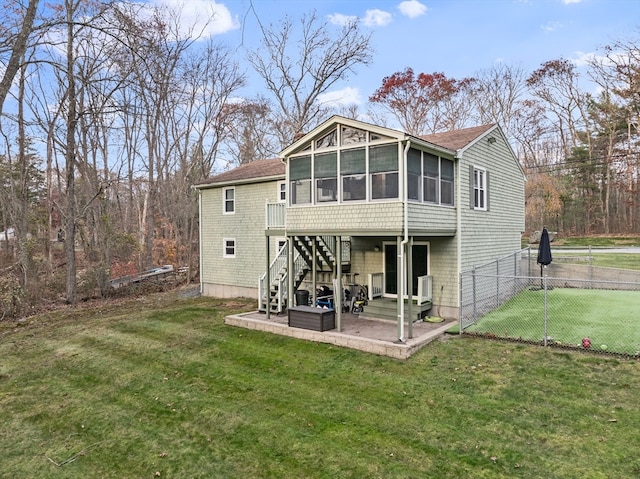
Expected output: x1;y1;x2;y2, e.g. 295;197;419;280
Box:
384;242;429;297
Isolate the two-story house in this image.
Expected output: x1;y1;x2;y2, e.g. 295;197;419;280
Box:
194;116;525;341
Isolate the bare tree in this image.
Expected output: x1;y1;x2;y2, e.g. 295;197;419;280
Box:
246;11;373;147
471;63;528;139
527;58;593;156
223;96;278;165
0;0;39;114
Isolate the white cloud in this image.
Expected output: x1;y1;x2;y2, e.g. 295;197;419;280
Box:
363;9;393;27
540;21;562;32
328;13;359;26
562;0;582;4
150;0;240;39
572;51;597;67
397;0;428;18
317;87;362;107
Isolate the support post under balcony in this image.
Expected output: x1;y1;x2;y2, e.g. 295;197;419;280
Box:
265;236;270;320
336;235;342;332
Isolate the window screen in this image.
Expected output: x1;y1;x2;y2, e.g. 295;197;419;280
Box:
369;144;398;173
289;155;311;180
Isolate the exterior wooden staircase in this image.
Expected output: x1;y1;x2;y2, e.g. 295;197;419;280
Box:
259;236;350;313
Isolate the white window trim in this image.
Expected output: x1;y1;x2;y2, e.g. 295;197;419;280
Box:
223;238;236;258
277;181;286;203
473;166;487;211
223;187;235;215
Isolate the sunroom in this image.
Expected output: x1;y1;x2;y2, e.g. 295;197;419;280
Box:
262;116;462;342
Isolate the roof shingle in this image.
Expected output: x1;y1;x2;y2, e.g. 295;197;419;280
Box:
195;158;285;187
419;124;495;151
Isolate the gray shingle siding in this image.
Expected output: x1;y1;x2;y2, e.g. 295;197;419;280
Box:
200;180;281;294
459;131;525;272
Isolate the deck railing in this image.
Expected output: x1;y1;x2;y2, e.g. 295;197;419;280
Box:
265;201;286;229
368;273;384;300
417;275;433;305
258;242;288;313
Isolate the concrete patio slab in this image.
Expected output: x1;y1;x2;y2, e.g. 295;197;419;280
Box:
225;310;457;360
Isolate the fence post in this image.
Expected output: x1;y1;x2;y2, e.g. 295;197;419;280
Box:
496;260;500;308
458;272;463;333
589;245;593;289
472;267;477;325
543;274;548;347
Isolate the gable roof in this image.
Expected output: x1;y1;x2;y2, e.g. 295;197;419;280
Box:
194;158;285;189
281;115;498;158
418;124;496;151
194;119;515;188
280;115;407;157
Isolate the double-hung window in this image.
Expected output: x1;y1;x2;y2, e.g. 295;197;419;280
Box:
370;144;398;200
341;148;366;201
223;238;236;258
223;187;235;214
473;167;488;210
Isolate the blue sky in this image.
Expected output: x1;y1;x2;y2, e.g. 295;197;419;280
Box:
155;0;639;107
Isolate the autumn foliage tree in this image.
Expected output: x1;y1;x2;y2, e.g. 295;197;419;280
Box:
369;67;476;135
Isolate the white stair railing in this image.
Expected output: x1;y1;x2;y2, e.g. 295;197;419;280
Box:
417;275;433;305
368;273;384;300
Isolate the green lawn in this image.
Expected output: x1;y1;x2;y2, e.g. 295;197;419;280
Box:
1;293;639;478
466;288;640;355
555;253;640;270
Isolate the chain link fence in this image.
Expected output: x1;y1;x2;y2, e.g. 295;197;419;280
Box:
460;248;640;357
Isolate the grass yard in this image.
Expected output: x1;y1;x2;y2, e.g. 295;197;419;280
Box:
466;288;640;355
1;292;639;478
554;253;640;270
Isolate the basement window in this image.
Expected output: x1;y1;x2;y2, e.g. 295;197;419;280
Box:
223;238;236;258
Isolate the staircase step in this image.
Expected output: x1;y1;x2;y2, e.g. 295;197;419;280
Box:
358;300;432;322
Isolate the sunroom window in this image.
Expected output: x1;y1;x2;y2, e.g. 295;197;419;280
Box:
315;152;337;202
440;159;454;205
315;129;337;149
341;126;367;145
341;148;366;201
290;155;311;205
423;153;439;203
370;144;398;200
407;148;421;200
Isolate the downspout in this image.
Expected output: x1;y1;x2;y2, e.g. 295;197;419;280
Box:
197;188;203;295
456;151;463;321
398;140;411;343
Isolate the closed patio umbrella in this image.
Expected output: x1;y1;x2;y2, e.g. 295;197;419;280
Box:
536;226;552;288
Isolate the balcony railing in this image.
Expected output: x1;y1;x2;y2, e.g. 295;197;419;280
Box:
265;201;286;229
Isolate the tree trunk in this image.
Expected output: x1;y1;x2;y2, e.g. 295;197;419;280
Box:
64;0;77;304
